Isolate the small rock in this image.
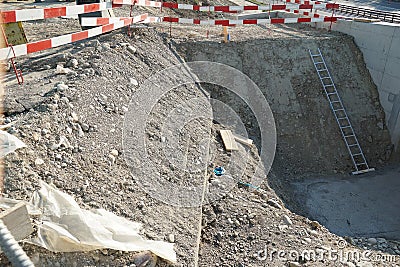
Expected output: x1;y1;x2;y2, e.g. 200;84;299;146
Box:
311;220;321;229
35;158;44;166
376;238;386;243
102;43;111;50
110;149;119;157
282;215;292;225
345;262;356;267
109;154;116;164
55;65;72;74
267;199;282;209
367;238;377;245
132;251;157;267
57;83;68;91
289;262;300;267
167;234;175;243
80;122;90;132
129;78;139;86
216;232;223;241
32;132;41;141
67;58;79;68
127;45;137;54
377;122;384;130
71;112;79;122
367;135;373;143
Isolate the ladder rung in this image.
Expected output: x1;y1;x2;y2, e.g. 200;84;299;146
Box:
356;163;367;166
331;101;341;103
324;84;334;87
344;135;355;138
321;76;330;79
334;108;344;112
337;116;347;119
311;54;321;57
341;126;351;129
348;144;359;147
327;92;337;95
318;69;327;72
352;153;363;156
314;61;324;64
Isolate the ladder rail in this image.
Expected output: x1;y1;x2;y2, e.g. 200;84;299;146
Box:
309;48;373;174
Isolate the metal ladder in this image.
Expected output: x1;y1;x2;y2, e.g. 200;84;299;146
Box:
309;48;375;175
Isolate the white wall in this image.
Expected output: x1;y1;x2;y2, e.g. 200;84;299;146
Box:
315;20;400;150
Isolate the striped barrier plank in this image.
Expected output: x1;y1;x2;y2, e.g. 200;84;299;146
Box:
0;13;148;60
161;15;337;25
81;16;161;26
113;0;339;11
0;2;123;24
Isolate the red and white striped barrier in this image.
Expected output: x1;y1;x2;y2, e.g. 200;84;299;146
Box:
113;0;161;7
0;2;124;24
286;9;321;17
0;13;147;60
162;15;337;25
114;0;338;12
81;16;161;26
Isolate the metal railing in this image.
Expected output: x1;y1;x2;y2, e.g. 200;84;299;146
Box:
337;4;400;23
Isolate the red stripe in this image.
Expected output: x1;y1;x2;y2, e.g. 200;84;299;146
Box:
163;17;179;23
72;31;88;42
193;19;200;24
162;2;178;8
122;18;133;26
271;18;285;24
298;17;311;22
243;19;257;24
44;7;66;19
193;5;200;11
299;4;313;9
84;3;100;13
324;16;337;22
27;39;51;53
112;3;123;8
215;20;229;26
97;18;110;25
272;5;286;10
244;6;258;10
102;23;114;33
326;3;339;9
1;11;16;23
214;6;230;12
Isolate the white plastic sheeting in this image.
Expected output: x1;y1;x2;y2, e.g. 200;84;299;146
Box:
29;181;176;263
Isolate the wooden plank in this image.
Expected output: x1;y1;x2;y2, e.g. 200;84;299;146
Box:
219;130;238;151
0;202;33;241
233;134;253;147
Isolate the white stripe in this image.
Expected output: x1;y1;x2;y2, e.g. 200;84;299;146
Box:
65;5;85;16
178;4;193;9
229;6;244;11
257;19;271;24
51;34;72;47
284;17;301;23
199;20;214;25
179;18;194;24
230;20;243;25
15;9;44;22
0;44;27;60
310;17;325;22
88;26;103;38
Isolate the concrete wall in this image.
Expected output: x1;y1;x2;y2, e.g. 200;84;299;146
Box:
304;19;400;151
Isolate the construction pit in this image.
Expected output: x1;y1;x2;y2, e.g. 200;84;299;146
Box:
0;2;400;267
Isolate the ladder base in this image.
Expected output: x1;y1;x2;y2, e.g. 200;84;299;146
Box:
352;168;375;175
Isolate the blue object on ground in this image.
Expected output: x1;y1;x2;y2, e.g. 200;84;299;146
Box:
214;166;225;176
